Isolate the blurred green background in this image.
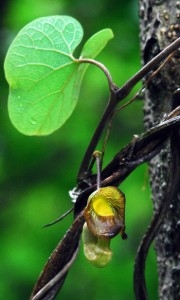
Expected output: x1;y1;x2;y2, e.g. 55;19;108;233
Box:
0;0;158;299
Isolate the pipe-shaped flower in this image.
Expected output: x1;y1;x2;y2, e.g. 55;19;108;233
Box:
82;186;127;267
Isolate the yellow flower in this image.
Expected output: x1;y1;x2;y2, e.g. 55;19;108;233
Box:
83;186;127;267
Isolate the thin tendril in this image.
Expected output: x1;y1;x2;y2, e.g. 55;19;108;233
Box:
43;207;74;228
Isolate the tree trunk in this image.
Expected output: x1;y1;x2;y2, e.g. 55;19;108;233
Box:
138;0;180;299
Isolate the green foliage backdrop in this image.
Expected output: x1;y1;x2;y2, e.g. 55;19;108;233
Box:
0;0;158;299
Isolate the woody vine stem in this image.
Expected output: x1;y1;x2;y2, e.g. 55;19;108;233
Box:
77;37;180;181
76;37;180;300
31;37;180;300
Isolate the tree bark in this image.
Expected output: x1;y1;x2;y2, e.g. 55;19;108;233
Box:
138;0;180;299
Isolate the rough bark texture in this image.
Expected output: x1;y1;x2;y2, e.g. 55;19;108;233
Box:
139;0;180;299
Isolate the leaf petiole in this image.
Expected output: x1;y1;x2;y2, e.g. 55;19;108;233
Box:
76;58;116;92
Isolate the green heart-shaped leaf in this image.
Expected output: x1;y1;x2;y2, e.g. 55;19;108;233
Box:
4;16;83;135
80;28;114;59
4;16;114;136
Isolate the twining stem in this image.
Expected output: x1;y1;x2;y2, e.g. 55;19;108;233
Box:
32;241;80;300
116;37;180;100
77;37;180;181
77;90;117;180
134;108;180;300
